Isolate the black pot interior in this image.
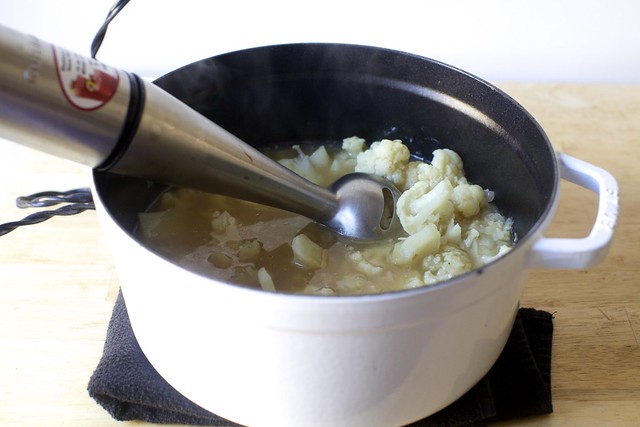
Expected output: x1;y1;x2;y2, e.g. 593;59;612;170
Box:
94;43;557;245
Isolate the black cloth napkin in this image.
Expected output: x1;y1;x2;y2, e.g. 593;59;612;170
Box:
88;291;553;426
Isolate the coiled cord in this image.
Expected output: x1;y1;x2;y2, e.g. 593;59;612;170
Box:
0;189;95;237
90;0;131;59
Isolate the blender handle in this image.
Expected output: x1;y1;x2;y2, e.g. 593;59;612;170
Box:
0;23;402;241
0;24;343;230
0;23;338;222
0;24;140;168
526;152;619;269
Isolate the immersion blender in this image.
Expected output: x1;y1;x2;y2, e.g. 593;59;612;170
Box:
0;24;400;242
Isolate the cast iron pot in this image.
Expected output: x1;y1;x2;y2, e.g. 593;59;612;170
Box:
92;44;618;427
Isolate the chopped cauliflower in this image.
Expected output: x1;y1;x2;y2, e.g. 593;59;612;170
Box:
396;180;455;235
309;286;337;296
257;267;276;292
334;274;376;294
452;183;486;217
390;224;440;265
309;145;331;170
347;249;384;276
431;149;466;185
237;239;262;261
423;246;474;285
138;137;514;296
329;154;357;178
355;139;410;188
292;234;326;270
402;273;425;289
404;161;444;192
442;218;462;245
210;211;241;242
279;144;355;187
463;212;514;265
277;146;315;180
342;136;366;155
137;211;169;239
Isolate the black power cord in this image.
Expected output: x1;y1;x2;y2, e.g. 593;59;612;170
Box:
0;189;95;237
90;0;131;59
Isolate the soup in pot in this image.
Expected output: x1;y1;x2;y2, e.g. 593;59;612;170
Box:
137;137;514;295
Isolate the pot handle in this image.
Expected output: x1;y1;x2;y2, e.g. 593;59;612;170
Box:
527;152;619;269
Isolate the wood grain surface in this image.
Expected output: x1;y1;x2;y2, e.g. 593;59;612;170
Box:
0;83;638;426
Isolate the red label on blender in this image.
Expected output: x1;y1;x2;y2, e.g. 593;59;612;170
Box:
52;46;120;111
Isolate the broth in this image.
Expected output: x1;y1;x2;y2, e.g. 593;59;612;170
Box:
137;137;513;295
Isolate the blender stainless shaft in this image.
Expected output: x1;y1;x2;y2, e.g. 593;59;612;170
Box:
0;24;400;241
0;24;336;218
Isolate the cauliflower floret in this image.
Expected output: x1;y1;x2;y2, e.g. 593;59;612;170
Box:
403;161;444;192
137;211;169;239
422;246;473;285
396;180;454;235
442;217;462;245
307;286;337;296
278;145;320;183
464;212;513;265
403;273;425;289
342;136;366;156
210;211;242;242
334;274;376;294
279;145;356;187
452;183;487;217
140;136;517;295
309;145;332;170
464;228;480;249
291;234;325;270
355;139;410;188
329;154;357;178
431;149;467;185
257;267;276;292
390;224;440;265
237;239;262;261
347;249;384;276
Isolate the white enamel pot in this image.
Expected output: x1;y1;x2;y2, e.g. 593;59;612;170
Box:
92;44;619;427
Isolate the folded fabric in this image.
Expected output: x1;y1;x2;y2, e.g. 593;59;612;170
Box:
88;291;553;427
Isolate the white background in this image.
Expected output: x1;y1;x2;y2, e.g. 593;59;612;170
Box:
0;0;639;83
